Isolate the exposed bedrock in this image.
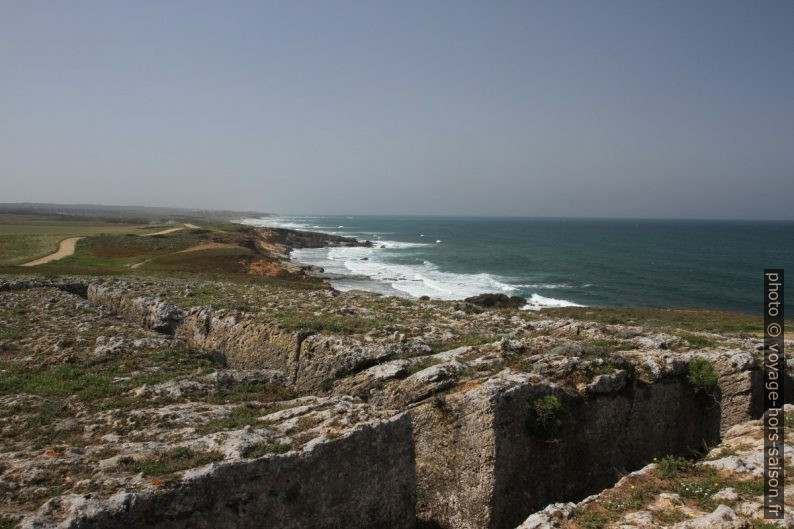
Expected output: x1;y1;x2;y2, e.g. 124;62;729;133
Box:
175;306;303;374
412;356;773;529
6;279;790;529
711;352;764;433
85;286;396;392
87;284;184;334
491;377;720;529
23;414;416;529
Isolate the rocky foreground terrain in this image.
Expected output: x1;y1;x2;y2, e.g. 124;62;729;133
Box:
0;274;791;529
519;409;794;529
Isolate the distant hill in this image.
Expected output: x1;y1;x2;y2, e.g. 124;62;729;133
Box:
0;203;271;224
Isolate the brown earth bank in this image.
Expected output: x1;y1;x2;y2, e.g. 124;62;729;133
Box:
243;226;370;279
1;275;791;529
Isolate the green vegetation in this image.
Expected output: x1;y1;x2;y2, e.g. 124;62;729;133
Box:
753;520;785;529
548;338;623;357
28;226;248;274
244;442;291;458
198;405;264;434
404;358;441;376
571;507;610;529
655;459;763;511
656;455;690;478
678;332;717;349
686;358;720;394
0;345;223;446
120;446;224;476
0;212;324;292
570;455;773;528
0;517;19;529
526;395;564;439
205;382;297;404
0;363;118;400
654;508;687;524
0;217;145;265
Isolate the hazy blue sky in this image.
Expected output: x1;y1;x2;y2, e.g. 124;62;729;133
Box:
2;1;792;219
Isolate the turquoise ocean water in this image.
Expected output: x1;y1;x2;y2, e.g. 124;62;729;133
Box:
243;216;792;314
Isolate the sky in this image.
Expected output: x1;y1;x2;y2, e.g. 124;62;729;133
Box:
1;1;793;219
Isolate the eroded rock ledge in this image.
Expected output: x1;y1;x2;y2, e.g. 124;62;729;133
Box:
517;406;794;529
0;277;789;529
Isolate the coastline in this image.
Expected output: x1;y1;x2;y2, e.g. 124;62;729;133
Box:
241;217;587;310
240;215;794;315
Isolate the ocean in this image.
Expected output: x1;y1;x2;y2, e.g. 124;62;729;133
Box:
242;216;793;314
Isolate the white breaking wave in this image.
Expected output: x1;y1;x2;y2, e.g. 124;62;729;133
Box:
522;294;584;311
242;216;586;308
296;245;517;300
241;218;313;231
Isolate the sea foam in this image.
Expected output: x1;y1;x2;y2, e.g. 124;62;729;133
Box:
242;216;586;308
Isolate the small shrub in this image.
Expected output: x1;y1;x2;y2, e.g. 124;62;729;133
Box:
0;517;19;529
244;442;291;458
122;447;223;476
654;508;687;524
679;333;717;349
753;520;783;529
656;455;690;478
572;506;611;529
625;485;652;509
731;477;764;496
686;358;719;394
197;405;264;433
526;395;564;439
672;475;721;510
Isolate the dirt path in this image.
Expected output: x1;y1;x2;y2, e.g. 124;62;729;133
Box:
141;223;200;237
175;242;238;254
23;223;206;268
20;237;85;267
130;259;151;270
141;227;185;237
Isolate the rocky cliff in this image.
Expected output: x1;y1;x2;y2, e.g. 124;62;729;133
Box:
517;406;794;528
0;277;790;529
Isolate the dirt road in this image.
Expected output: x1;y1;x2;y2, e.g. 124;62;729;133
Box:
20;237;85;267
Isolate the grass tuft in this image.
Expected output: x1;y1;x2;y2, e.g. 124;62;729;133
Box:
244;442;291;458
120;446;223;476
526;395;564;439
686;358;720;394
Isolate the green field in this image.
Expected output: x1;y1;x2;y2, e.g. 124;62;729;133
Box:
0;211;321;290
0;215;151;266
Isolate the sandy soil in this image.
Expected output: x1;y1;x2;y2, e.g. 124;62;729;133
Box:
20;237;85;267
